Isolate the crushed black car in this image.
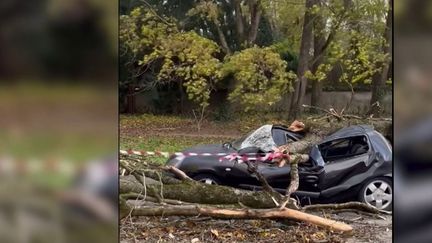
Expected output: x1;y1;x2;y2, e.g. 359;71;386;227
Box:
166;125;393;211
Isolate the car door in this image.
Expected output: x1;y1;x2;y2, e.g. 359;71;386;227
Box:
241;128;301;188
225;127;304;189
225;127;289;187
223;146;267;186
318;135;372;190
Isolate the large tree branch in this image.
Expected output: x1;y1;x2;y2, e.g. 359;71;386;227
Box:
244;161;284;206
126;205;353;232
213;20;232;54
310;22;339;68
161;165;193;181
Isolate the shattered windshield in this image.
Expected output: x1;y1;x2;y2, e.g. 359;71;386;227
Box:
232;125;277;151
232;131;254;150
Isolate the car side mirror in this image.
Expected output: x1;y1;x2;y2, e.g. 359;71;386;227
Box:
223;142;232;149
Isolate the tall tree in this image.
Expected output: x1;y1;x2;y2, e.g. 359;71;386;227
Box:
310;0;348;107
289;0;315;119
369;0;392;116
306;0;389;113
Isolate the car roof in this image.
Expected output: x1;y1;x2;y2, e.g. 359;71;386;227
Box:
321;125;374;143
272;124;289;130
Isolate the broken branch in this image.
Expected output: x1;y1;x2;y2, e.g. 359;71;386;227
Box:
303;202;392;215
127;205;353;232
162;165;193;181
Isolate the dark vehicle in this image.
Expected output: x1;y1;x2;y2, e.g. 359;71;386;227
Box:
166;125;393;211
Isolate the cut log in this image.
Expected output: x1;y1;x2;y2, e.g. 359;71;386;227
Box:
126;205;353;233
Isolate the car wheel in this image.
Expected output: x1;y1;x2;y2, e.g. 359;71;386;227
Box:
359;177;392;211
193;174;220;185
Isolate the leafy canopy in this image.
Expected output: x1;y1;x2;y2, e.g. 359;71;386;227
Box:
120;7;177;55
223;46;296;111
120;7;222;109
144;31;223;108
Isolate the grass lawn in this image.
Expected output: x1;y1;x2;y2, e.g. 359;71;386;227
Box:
120;135;228;164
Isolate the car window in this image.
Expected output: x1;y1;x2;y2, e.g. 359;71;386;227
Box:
271;128;287;146
236;125;276;151
319;135;369;162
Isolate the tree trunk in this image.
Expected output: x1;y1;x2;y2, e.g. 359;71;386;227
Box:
310;0;325;108
310;54;324;108
247;0;262;46
178;81;185;114
311;81;323;108
126;84;136;114
289;0;314;119
120;176;281;209
369;0;392;117
233;0;245;46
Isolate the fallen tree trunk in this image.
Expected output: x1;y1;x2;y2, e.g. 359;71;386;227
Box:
126;205;353;233
120;175;282;209
304;117;392;141
277;117;392;156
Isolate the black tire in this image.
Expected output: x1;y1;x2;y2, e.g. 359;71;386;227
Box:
192;174;220;185
358;177;392;211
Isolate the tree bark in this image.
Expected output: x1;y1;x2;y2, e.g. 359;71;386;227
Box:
120;176;282;209
247;0;263;46
311;80;323;108
310;2;323;107
178;81;185;114
232;0;245;46
369;0;392;117
310;0;325;108
125;205;353;232
289;0;314;119
126;84;136;114
214;21;232;54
